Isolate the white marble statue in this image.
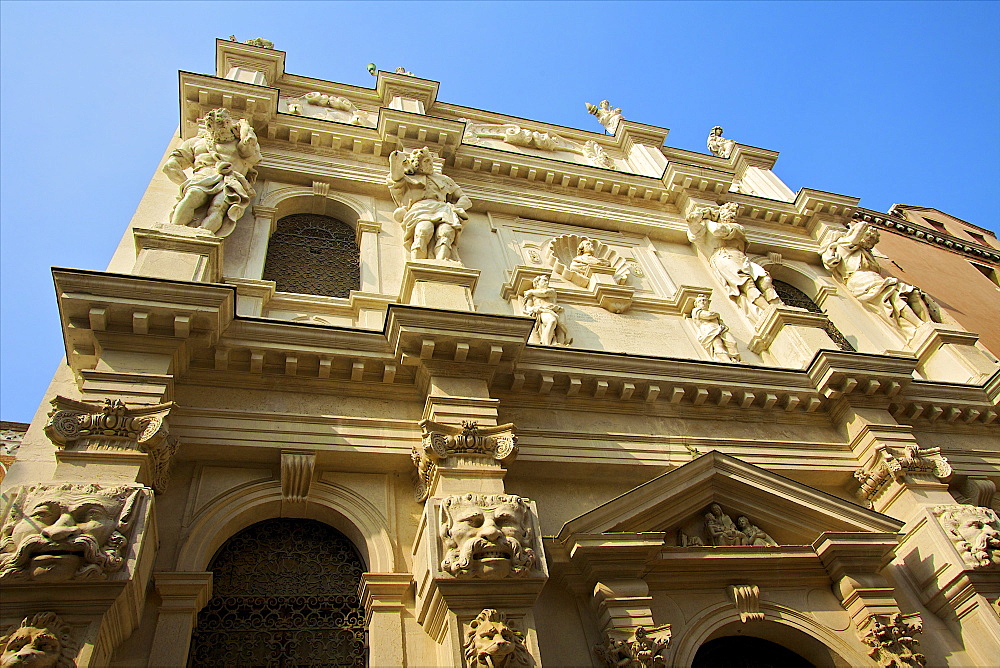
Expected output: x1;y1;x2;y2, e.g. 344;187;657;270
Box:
822;221;942;337
162;109;262;237
585;99;623;134
229;35;274;49
690;295;741;362
394;66;414;75
522;275;572;346
687;203;781;321
387;147;472;262
707;126;735;158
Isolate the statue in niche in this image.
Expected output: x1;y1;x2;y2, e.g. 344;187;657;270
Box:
687;202;781;321
464;609;534;668
162;108;262;237
707;126;735;158
934;505;1000;569
586;99;624;134
689;295;741;362
570;238;630;284
522;275;572;346
387;147;472;262
0;612;78;668
705;503;745;546
0;484;144;583
737;515;778;546
439;493;536;579
822;220;942;337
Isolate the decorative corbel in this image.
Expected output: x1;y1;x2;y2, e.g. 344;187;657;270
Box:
411;420;517;501
728;584;764;622
45;396;178;493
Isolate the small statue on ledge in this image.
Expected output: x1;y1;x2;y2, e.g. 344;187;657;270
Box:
707;126;735;158
689;295;741;363
585;99;623;134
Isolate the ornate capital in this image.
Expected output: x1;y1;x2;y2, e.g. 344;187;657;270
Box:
412;420;517;502
595;625;671;668
854;444;951;503
861;613;925;667
45;396;178;493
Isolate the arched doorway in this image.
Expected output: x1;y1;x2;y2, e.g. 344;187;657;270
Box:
188;518;367;666
693;636;814;668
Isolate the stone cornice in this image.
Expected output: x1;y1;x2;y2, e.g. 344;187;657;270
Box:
854;208;1000;263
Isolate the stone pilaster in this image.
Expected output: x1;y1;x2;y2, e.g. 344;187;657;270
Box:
147;572;213;668
359;573;411;668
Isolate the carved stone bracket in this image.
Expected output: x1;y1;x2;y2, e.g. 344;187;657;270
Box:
728;584;765;623
931;504;1000;569
861;613;926;668
412;420;518;502
854;445;952;504
45;397;178;494
595;625;672;668
280;450;316;503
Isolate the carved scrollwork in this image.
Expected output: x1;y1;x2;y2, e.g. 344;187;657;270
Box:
595;625;671;668
855;445;951;503
412;420;518;502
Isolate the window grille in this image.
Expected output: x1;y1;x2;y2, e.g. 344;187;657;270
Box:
188;518;367;667
262;214;360;297
772;280;855;352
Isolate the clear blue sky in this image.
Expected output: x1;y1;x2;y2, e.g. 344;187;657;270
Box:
1;1;998;422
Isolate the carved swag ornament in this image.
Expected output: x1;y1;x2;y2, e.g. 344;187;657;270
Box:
862;614;926;668
45;397;178;494
855;445;951;503
595;625;671;668
464;609;534;668
0;612;78;668
439;493;536;579
461;121;616;170
932;504;1000;569
0;483;146;584
412;420;517;502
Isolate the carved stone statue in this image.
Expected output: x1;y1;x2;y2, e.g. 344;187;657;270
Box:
0;483;145;583
229;35;274;49
689;295;741;362
162;108;262;237
705;503;745;546
569;238;630;284
464;609;534;668
595;625;671;668
0;612;77;668
707;126;735;158
586;100;623;134
737;515;777;546
822;221;942;337
387;147;472;262
934;505;1000;569
687;203;781;321
862;614;926;667
285;92;371;126
394;66;414;75
439;493;535;579
522;275;572;346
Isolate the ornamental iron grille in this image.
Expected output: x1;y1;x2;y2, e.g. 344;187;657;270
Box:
772;280;856;352
188;518;368;667
262;214;360;298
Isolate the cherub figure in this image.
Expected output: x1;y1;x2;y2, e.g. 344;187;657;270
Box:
585;99;623;134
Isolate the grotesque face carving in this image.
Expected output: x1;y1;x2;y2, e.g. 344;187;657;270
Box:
464;609;533;668
203;108;239;144
0;484;141;583
440;494;535;579
0;612;77;668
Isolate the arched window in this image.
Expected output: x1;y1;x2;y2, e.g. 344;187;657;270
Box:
773;280;855;352
189;518;367;667
262;214;360;297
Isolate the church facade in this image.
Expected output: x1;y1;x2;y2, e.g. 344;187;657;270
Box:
2;38;999;667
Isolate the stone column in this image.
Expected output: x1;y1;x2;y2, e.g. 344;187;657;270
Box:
243;204;278;280
148;572;213;668
360;573;411;668
356;219;383;293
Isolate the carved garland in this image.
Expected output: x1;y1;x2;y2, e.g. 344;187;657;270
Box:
412;420;518;502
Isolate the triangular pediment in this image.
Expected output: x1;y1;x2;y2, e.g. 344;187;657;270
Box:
557;452;902;547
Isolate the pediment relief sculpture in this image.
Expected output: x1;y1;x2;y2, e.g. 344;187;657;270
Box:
162;108;262;237
464;609;534;668
687;202;781;322
387;146;473;262
45;397;178;494
855;445;952;504
461;120;617;170
862;613;925;668
822;220;943;337
595;625;671;668
439;493;536;579
676;503;777;547
0;483;148;584
522;275;572;347
281;92;373;127
412;420;518;502
707;126;736;158
585;99;623;134
932;504;1000;569
1;612;78;668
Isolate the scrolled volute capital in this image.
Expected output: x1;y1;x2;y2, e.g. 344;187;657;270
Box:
595;625;672;668
854;445;951;503
412;420;518;502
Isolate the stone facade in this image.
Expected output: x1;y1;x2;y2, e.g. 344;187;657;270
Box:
1;38;998;667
